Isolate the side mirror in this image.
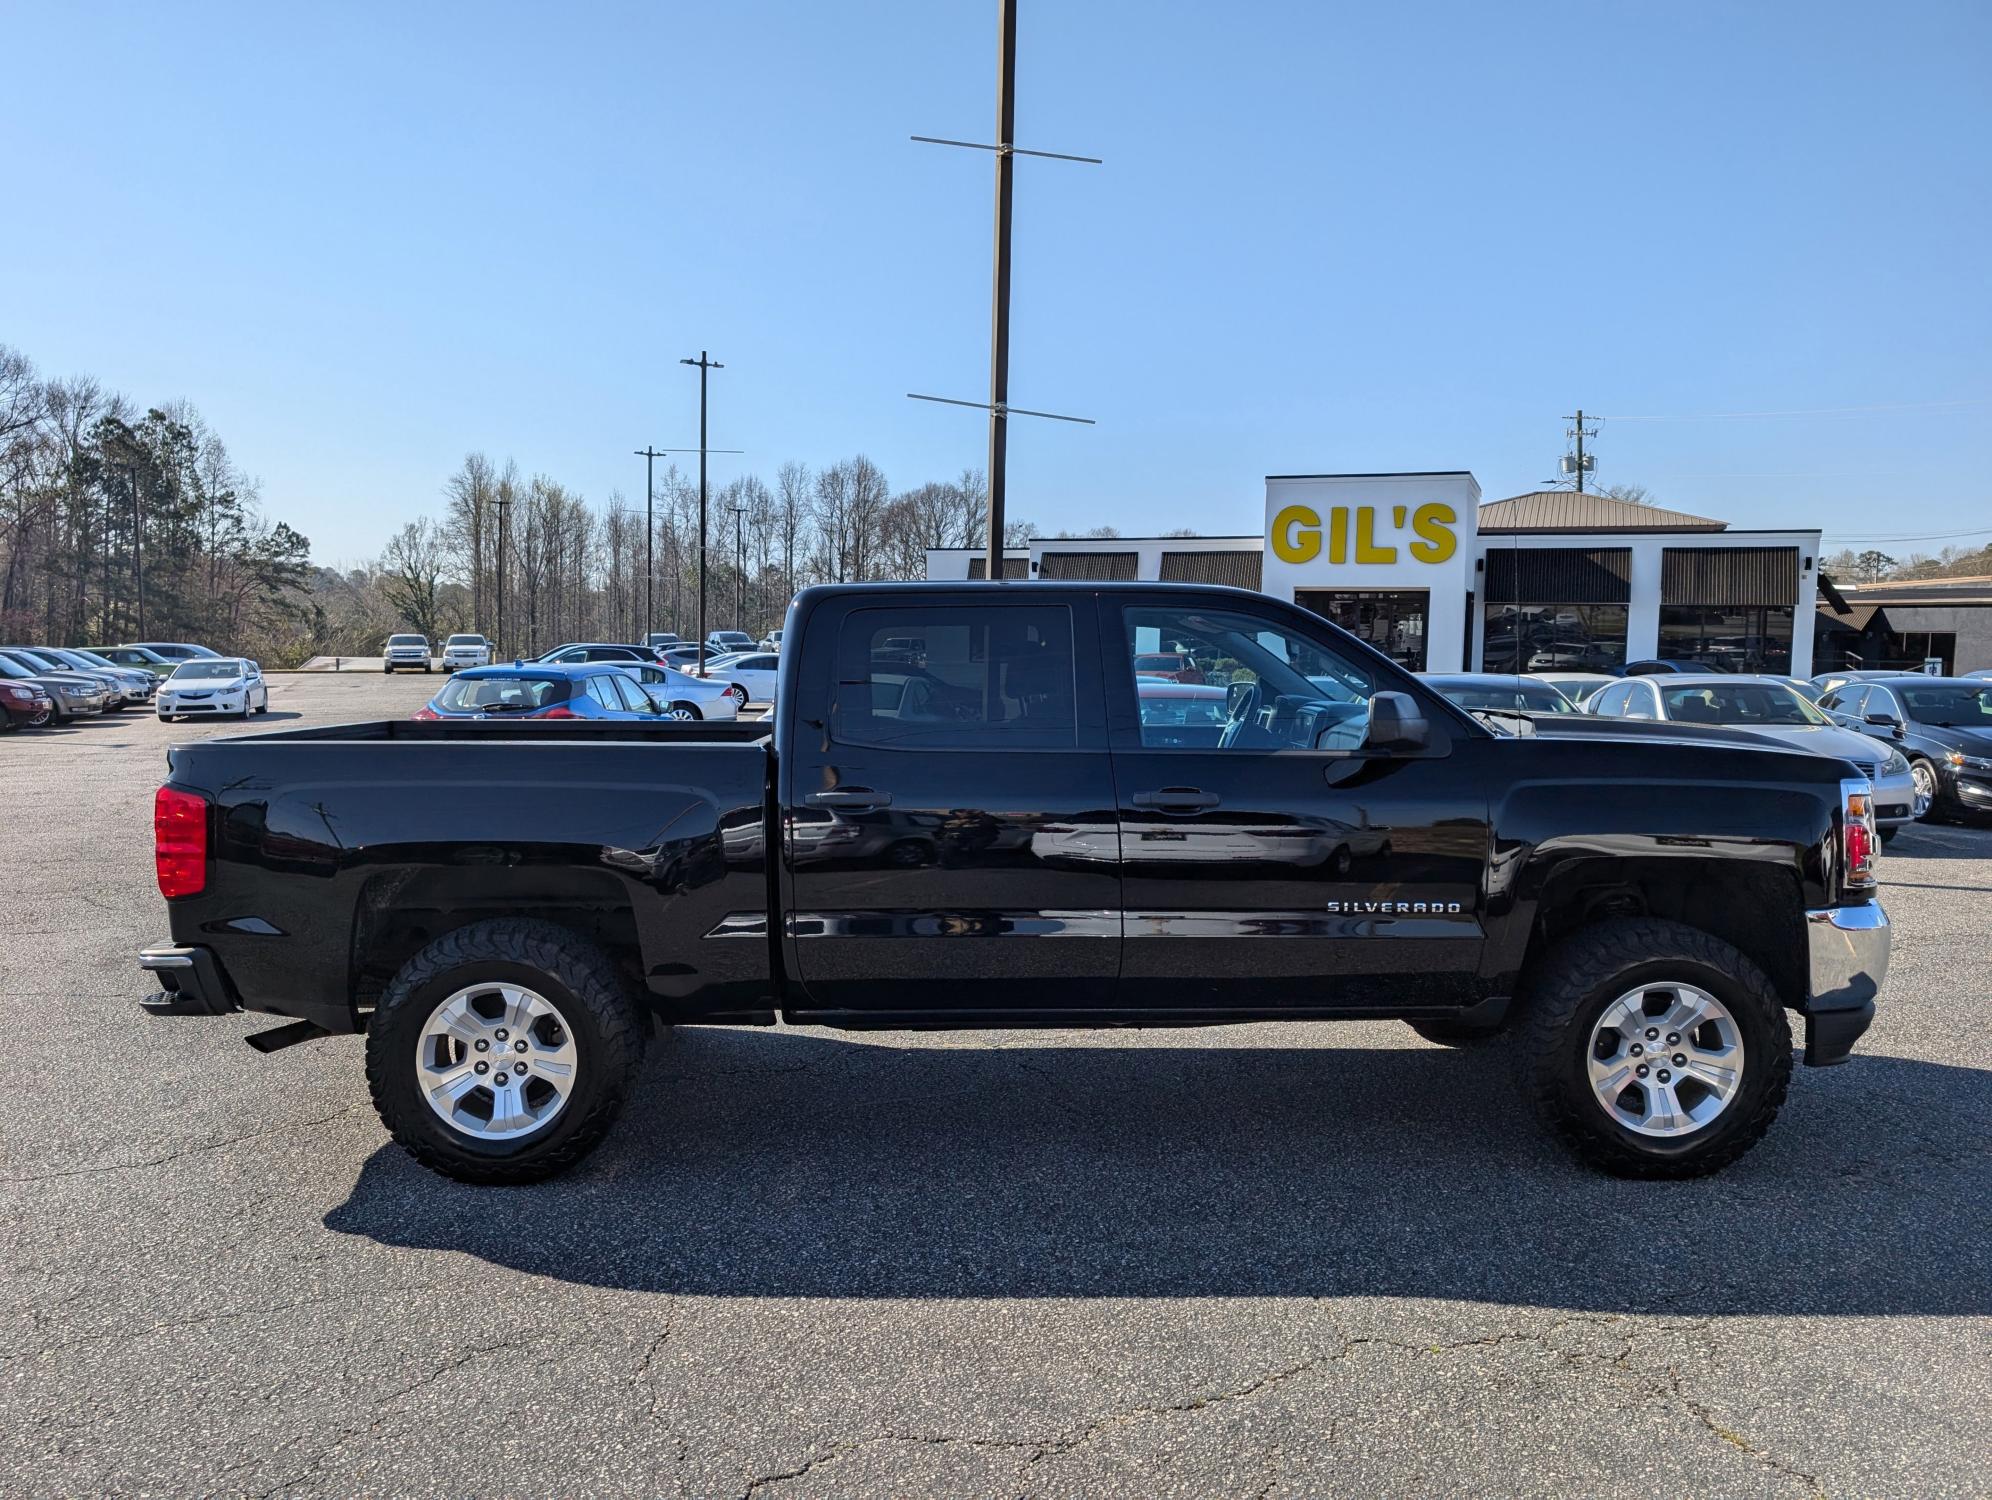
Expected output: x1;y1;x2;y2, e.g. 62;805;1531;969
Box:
1365;690;1430;752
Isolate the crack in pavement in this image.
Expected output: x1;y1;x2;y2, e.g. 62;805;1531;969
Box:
0;1104;370;1185
731;1314;1828;1498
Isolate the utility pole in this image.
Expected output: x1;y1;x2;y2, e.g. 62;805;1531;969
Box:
908;0;1099;581
1564;409;1599;493
493;491;510;660
984;0;1018;580
731;503;749;631
635;446;667;640
679;352;723;674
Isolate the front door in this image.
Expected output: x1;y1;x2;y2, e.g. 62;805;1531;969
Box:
1103;595;1490;1012
781;593;1121;1017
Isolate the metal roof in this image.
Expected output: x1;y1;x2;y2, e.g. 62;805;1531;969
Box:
1841;576;1992;605
1478;491;1728;533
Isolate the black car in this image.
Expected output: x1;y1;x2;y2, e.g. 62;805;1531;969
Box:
1624;658;1735;676
1420;673;1580;715
1819;676;1992;820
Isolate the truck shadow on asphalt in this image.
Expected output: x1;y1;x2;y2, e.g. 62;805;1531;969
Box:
326;1029;1992;1315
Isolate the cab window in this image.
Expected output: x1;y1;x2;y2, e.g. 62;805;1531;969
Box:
831;605;1076;750
1122;604;1373;751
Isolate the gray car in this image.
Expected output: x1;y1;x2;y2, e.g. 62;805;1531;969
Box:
40;647;156;705
1588;673;1924;836
3;645;135;709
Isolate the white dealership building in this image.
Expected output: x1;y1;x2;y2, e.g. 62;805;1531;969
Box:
926;471;1824;677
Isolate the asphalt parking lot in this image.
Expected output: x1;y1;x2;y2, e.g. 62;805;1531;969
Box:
3;672;1989;1497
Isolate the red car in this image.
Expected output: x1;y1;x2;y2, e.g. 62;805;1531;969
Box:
1132;652;1206;684
0;658;55;729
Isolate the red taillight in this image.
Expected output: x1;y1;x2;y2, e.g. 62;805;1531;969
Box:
155;786;208;899
1842;778;1877;888
412;706;440;721
537;705;579;719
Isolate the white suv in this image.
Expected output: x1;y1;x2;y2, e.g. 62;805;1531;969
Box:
383;634;432;673
442;634;491;673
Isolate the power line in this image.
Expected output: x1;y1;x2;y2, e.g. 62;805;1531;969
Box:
1821;525;1992;545
1598;398;1991;422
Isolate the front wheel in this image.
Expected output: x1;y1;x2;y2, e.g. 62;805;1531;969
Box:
365;919;645;1184
1909;758;1940;819
1519;918;1791;1179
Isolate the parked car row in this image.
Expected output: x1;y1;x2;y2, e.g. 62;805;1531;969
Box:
0;639;245;731
1415;667;1992;834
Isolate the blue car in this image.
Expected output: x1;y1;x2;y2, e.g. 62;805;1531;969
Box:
414;662;663;721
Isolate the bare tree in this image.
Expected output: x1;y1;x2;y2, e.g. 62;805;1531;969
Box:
380;518;450;639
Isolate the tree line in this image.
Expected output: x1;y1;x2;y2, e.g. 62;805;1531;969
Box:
0;343;313;658
384;451;1021;659
0;340;1046;664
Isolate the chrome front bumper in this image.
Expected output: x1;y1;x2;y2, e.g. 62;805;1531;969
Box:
1802;902;1889;1066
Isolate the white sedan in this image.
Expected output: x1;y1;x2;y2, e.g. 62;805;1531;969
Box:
696;651;779;707
610;662;739;720
157;658;269;721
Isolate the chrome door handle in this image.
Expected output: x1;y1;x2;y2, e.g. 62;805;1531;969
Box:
806;789;892;809
1131;787;1220;812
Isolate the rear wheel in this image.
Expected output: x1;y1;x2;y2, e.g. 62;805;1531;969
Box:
664;701;701;721
365;919;645;1184
1520;918;1790;1178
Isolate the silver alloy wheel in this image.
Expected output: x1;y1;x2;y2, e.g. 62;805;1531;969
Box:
1911;759;1937;804
1586;981;1745;1138
665;702;699;721
416;982;580;1142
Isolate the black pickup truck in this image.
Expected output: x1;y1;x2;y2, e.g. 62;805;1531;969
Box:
139;582;1891;1183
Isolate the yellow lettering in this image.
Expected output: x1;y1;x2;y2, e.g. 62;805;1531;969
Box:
1328;507;1349;564
1354;507;1397;564
1409;502;1457;563
1270;504;1320;563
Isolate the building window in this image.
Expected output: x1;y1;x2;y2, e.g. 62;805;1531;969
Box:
1294;589;1427;671
1658;605;1795;673
1482;603;1629;673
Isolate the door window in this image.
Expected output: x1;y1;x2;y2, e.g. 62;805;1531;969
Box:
830;606;1076;749
1822;684;1865;716
1122;605;1374;751
583;676;620;710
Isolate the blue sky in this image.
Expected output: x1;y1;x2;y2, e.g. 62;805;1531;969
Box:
3;0;1988;563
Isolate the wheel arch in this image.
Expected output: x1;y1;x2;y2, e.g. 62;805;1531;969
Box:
1505;853;1810;1015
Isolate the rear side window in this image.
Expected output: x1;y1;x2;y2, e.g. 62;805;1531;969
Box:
832;606;1076;749
437;675;563;712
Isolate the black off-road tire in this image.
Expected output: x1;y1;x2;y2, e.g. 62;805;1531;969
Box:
365;918;646;1185
1406;1018;1507;1047
1520;917;1792;1179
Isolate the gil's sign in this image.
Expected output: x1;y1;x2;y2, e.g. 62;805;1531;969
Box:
1270;503;1458;566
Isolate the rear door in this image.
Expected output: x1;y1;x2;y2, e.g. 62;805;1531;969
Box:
1101;593;1492;1013
781;592;1121;1016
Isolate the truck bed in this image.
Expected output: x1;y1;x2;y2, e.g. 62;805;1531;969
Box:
161;722;778;1033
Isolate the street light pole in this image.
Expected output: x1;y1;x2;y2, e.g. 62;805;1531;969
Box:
731;503;749;631
129;461;145;640
678;352;724;674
